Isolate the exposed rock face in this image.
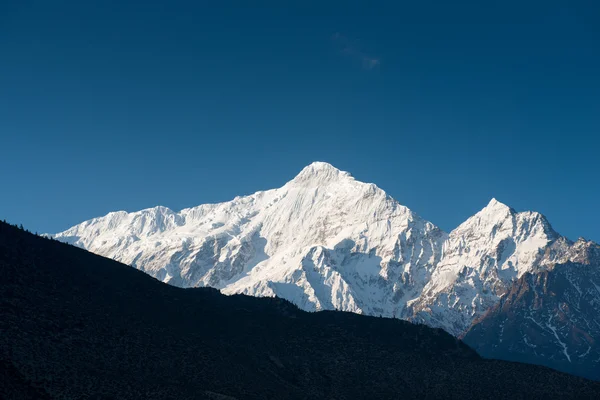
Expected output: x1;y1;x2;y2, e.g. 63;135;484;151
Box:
463;240;600;381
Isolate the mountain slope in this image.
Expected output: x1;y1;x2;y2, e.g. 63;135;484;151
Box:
3;222;600;399
463;239;600;381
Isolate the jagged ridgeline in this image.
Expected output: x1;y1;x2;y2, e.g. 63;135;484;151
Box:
2;221;600;399
50;162;600;380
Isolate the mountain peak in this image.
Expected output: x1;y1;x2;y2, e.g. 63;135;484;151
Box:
479;198;513;215
306;161;339;170
486;197;509;209
451;198;514;232
289;161;353;186
299;161;344;175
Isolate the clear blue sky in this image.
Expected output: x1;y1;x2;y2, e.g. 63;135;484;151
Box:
1;0;599;241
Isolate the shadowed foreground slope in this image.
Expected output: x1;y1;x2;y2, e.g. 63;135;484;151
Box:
1;222;600;399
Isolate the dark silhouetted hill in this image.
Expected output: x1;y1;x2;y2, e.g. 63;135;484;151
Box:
1;221;600;399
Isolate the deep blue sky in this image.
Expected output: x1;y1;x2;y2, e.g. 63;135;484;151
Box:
1;0;599;241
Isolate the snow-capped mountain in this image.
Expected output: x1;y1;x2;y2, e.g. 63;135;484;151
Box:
408;199;569;335
52;161;599;379
54;162;446;317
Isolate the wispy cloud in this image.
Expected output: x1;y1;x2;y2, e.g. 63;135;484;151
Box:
332;33;380;70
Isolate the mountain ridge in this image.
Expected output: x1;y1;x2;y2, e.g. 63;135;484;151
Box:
51;161;600;379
